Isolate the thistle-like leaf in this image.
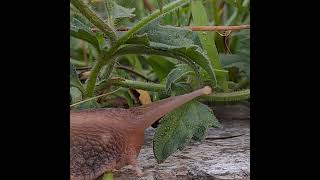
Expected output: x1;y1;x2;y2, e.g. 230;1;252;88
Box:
153;101;221;163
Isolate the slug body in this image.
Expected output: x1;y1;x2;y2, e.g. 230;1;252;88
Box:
70;86;212;180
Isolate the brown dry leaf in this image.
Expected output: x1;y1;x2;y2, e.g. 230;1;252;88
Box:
136;89;151;105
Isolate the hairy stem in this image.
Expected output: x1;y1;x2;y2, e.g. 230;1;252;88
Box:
85;59;104;97
200;89;250;102
84;0;190;97
71;88;121;108
70;0;117;45
112;79;165;92
106;0;190;57
106;79;250;102
187;25;250;31
92;25;250;32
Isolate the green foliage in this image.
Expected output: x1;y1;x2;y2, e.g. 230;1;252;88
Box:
165;64;195;94
70;87;82;104
106;0;135;20
116;20;217;85
191;0;229;90
157;0;164;12
70;18;106;51
191;0;220;69
70;63;85;94
220;53;250;78
144;55;176;82
153;101;220;163
70;0;250;164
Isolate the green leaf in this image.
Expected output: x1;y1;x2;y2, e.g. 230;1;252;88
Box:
193;112;221;140
232;30;250;58
219;54;250;78
70;58;87;67
126;55;144;74
219;53;248;66
88;0;109;20
144;55;176;82
223;0;238;7
153;101;220;163
137;20;194;48
116;21;217;86
70;18;106;50
165;64;195;94
71;0;117;45
191;0;221;69
75;100;100;110
105;0;135;25
70;63;85;94
169;82;194;96
157;0;164;12
110;1;135;20
191;0;228;90
70;87;83;104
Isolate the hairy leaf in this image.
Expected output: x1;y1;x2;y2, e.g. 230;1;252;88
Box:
232;30;250;58
157;0;164;12
70;63;85;94
70;58;87;67
219;53;250;78
70;87;83;104
70;18;106;50
89;0;109;20
105;0;135;19
116;21;217;86
153;101;220;163
165;64;194;93
75;100;100;110
191;0;228;90
144;55;176;82
169;82;194;96
191;0;221;69
126;55;144;74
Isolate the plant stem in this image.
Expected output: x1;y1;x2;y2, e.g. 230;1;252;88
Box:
109;79;250;102
85;59;104;97
112;79;165;92
91;25;250;32
107;0;190;56
70;88;121;108
70;0;117;45
84;0;190;98
187;25;250;31
102;59;117;80
200;89;250;102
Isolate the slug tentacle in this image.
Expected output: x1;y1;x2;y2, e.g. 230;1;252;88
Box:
130;86;212;129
